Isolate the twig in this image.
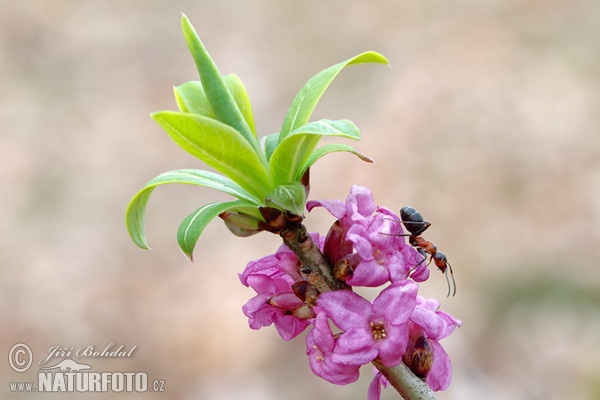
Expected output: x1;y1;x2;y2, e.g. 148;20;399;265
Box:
373;360;437;400
280;223;347;293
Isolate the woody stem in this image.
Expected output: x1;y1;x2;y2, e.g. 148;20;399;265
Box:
279;222;346;293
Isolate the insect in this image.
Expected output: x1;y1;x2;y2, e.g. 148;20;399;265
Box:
397;206;456;297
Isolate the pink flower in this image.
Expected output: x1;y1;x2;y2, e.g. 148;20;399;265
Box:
239;245;311;341
346;206;424;286
306;312;361;385
307;184;374;224
308;185;427;286
316;281;418;367
241;271;310;341
239;184;462;398
407;296;462;391
368;295;462;399
239;244;302;286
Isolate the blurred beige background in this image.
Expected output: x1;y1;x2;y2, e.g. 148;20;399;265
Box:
1;1;599;399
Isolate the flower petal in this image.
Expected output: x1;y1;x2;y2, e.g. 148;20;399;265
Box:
317;290;372;331
306;313;361;385
346;224;374;260
367;372;384;400
333;328;378;366
306;199;346;218
387;252;412;282
346;185;376;220
373;281;418;325
346;259;390;287
243;294;276;329
425;340;452;391
273;312;311;341
411;296;462;340
375;323;408;367
268;292;304;309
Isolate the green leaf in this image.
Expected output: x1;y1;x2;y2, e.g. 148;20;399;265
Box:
178;200;247;260
269;134;319;186
223;74;256;137
181;14;264;162
174;74;256;137
279;51;388;141
296;143;373;181
289;119;360;139
261;132;280;161
125;169;261;250
133;169;261;206
174;81;214;117
267;182;307;216
126;188;155;250
152;111;271;199
221;203;264;220
269;119;361;186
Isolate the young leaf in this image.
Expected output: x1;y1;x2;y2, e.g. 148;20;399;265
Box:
223;74;256;137
152;111;271;199
181;14;263;162
279;51;388;141
174;81;214;117
174;74;256;137
126;187;155;250
289;119;360;139
295;143;374;181
125;169;261;250
267;182;307;217
177;200;248;260
269;134;319;186
261;132;280;161
132;169;261;207
269;119;361;185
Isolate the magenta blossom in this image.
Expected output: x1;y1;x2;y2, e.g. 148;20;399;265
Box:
308;185;427;286
239;251;299;287
307;184;375;226
346;206;428;286
239;185;462;397
408;296;462;391
315;280;418;367
306;312;361;385
367;295;462;399
239;238;321;341
241;267;310;341
240;233;324;285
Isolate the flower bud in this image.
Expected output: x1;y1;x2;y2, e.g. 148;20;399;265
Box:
402;335;433;379
291;281;320;306
323;220;353;264
219;211;262;237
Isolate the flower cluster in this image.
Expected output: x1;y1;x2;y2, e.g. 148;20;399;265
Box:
239;185;461;397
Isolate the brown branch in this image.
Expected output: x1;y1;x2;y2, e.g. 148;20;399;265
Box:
279;223;347;293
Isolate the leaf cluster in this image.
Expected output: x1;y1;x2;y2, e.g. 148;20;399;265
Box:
126;15;388;259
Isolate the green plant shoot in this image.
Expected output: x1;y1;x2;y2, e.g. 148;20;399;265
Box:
126;14;388;259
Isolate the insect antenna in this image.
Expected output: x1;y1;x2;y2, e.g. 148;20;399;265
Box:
445;262;456;297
